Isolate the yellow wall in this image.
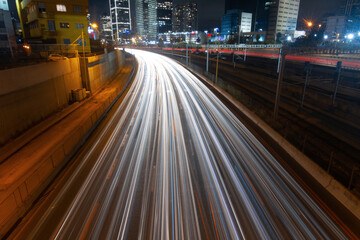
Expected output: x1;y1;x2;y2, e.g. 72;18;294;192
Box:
17;0;91;52
53;14;90;52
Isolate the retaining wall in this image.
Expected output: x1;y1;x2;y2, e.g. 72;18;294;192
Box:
0;51;125;145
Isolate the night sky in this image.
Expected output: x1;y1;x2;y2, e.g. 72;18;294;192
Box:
9;0;344;30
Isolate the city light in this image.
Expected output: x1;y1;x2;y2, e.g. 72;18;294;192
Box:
348;33;354;40
23;44;30;49
307;21;313;27
324;35;328;40
287;36;292;41
358;32;360;37
91;23;98;29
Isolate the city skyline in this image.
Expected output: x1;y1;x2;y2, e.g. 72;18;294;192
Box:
6;0;344;30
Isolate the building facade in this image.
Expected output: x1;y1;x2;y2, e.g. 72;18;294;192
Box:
266;0;300;41
255;1;276;31
0;1;16;57
16;0;90;51
172;2;198;33
221;9;252;37
345;0;360;18
325;15;347;38
136;0;157;40
110;0;131;42
157;0;172;34
0;0;9;11
100;15;112;42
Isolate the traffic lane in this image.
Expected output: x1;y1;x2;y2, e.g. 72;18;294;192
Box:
158;53;348;239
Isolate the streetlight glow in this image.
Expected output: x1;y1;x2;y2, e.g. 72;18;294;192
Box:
348;33;354;40
91;23;98;29
307;21;313;27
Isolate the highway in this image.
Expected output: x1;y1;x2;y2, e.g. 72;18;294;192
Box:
10;50;352;239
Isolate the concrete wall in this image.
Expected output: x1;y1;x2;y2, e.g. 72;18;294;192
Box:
0;58;82;145
87;51;125;93
0;50;125;145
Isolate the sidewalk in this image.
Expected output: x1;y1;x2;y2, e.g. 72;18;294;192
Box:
0;57;136;238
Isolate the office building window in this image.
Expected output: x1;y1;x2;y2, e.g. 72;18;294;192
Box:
0;34;8;41
75;23;84;29
48;20;55;31
73;5;82;13
56;4;66;12
38;2;46;13
60;22;70;28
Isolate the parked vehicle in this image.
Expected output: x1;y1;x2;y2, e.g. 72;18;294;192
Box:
48;54;68;61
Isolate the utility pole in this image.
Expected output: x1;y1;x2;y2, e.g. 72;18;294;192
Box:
206;44;209;72
277;47;282;73
274;48;286;120
300;61;311;109
215;44;219;84
244;47;247;62
233;48;235;69
186;43;189;66
332;61;342;105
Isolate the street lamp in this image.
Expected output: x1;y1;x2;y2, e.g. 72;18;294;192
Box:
307;22;313;27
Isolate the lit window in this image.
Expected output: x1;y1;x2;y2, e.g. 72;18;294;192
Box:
60;22;70;28
56;4;66;12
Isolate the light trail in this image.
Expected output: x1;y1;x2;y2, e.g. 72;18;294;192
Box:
23;50;350;239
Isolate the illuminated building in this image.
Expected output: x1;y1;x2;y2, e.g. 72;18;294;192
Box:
172;2;198;33
157;0;172;34
15;0;90;52
266;0;300;41
0;0;16;57
110;0;131;42
136;0;157;40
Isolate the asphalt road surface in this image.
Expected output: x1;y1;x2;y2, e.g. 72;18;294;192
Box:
10;50;352;239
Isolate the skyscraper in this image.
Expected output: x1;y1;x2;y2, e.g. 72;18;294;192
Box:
345;0;360;18
100;15;113;42
0;0;15;57
266;0;300;41
0;0;9;11
255;1;276;31
224;0;260;31
136;0;157;40
110;0;131;42
221;10;252;36
172;3;198;32
157;0;173;34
